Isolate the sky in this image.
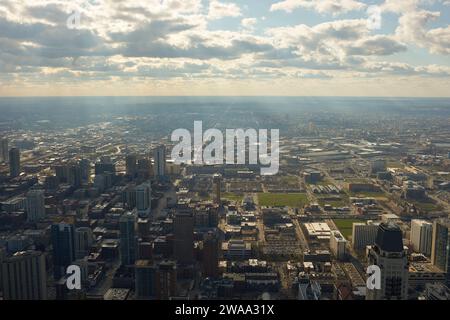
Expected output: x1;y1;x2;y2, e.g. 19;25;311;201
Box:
0;0;450;97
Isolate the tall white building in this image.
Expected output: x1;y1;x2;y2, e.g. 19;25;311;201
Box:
366;223;409;300
330;230;347;261
26;190;45;223
352;220;379;250
75;227;94;259
153;144;166;178
135;182;151;217
410;219;432;256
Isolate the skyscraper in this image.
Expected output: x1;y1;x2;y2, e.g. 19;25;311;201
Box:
135;260;156;299
0;137;8;162
155;260;177;300
173;210;194;265
153;144;166;179
213;173;222;205
79;159;91;183
202;231;220;278
26;189;46;223
1;250;47;300
120;211;137;266
9;147;20;178
366;223;409;300
51;223;75;279
75;227;94;259
410;219;433;256
135;182;151;218
126;154;138;177
431;219;450;282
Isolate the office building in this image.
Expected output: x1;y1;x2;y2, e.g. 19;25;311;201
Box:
120;211;137;266
410;219;433;256
26;189;46;223
9;147;20;178
126;154;138;177
153;144;166;178
135;260;156;299
352;220;379;250
366;223;409;300
1;250;47;300
213;173;222;205
75;227;94;259
202;231;220;278
155;260;177;300
51;223;75;279
136;182;151;218
79;159;91;183
173;210;194;265
0;137;8;162
431;219;450;282
330;230;347;261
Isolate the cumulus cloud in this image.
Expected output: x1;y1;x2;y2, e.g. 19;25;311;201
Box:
0;0;449;94
270;0;366;15
208;0;242;20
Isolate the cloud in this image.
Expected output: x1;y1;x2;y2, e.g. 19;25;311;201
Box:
208;0;242;20
242;18;257;30
270;0;366;15
346;35;407;56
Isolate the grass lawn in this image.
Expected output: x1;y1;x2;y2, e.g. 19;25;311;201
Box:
258;193;308;208
410;200;442;212
333;219;364;240
222;192;244;202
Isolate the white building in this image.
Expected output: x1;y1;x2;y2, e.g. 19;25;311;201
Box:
135;182;151;217
352;220;379;250
26;190;45;223
410;220;432;257
330;230;347;261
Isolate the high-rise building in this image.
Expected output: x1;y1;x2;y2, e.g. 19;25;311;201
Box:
68;163;82;188
213;174;222;205
137;158;152;179
26;189;46;223
0;137;8;162
9;147;20;178
330;230;347;261
79;159;91;183
173;210;194;265
1;250;47;300
366;223;409;300
75;227;94;259
135;182;151;218
135;260;156;299
153;145;166;178
119;211;136;266
126;154;138;177
352;220;379;250
410;219;433;256
431;219;450;282
155;260;177;300
202;231;220;278
51;223;75;279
